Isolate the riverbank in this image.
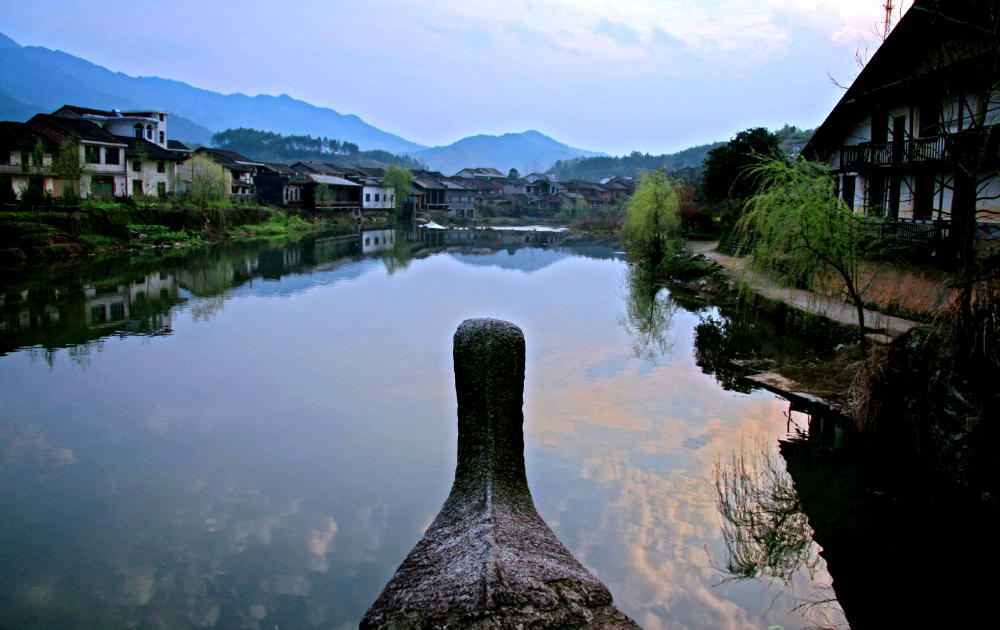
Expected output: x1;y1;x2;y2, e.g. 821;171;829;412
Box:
687;240;922;342
0;202;367;268
675;240;927;414
682;238;998;508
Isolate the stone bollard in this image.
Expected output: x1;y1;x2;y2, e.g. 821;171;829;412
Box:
361;318;641;629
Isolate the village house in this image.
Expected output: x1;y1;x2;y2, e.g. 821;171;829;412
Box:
0;121;60;201
410;170;449;213
804;0;999;238
454;167;505;179
289;162;372;216
255;163;308;208
52;105;173;149
441;178;475;218
29;113;129;198
523;173;562;196
2;105;193;200
190;147;265;201
300;173;361;215
347;167;396;213
120;136;185;198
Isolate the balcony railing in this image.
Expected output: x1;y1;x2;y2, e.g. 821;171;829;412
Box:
0;164;52;175
840;135;949;169
315;200;361;210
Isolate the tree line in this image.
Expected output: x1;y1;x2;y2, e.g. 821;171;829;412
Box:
546;125;812;182
211;128;426;169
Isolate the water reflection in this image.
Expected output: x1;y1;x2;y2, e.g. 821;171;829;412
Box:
1;232;851;629
714;434;820;585
621;263;679;362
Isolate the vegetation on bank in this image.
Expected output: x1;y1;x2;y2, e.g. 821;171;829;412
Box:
601;121;998;503
0;197;343;266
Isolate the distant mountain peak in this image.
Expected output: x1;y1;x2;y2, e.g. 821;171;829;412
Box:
0;32;21;49
411;129;603;176
0;36;425;152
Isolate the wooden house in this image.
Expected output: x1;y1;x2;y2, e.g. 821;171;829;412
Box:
804;0;999;238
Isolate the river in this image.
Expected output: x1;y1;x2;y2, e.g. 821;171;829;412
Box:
0;228;846;629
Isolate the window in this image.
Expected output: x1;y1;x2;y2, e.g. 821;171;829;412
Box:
157;182;166;198
104;148;120;165
85;146;101;163
134;124;143;139
132;160;142;172
145;125;153;139
374;193;380;202
365;193;371;201
159;131;165;144
110;302;125;320
365;237;370;246
157;161;165;173
374;236;379;245
133;179;143;195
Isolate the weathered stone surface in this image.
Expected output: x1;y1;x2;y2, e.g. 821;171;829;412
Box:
361;318;641;629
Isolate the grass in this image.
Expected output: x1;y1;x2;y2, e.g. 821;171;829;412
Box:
228;212;314;237
127;224;201;245
79;233;124;248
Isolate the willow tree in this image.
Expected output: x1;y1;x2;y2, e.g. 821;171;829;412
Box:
737;158;870;343
623;169;682;266
382;164;412;216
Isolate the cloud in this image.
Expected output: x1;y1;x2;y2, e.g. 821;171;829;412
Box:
596;19;642;47
413;18;492;50
650;26;686;50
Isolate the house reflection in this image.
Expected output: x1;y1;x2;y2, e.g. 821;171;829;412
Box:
361;228;396;255
1;272;181;355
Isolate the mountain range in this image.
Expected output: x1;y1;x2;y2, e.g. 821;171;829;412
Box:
0;32;601;174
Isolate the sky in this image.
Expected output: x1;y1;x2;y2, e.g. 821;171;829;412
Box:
0;0;913;155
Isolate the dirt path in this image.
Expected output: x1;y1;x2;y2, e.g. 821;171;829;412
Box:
687;241;921;341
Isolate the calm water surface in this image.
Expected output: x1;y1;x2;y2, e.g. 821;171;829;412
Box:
0;231;845;629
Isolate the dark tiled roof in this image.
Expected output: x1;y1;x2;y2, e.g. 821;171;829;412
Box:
54;105;163;121
457;167;505;177
115;136;185;161
0;121;59;151
262;162;298;175
804;0;992;158
29;113;125;144
291;161;348;176
196;147;263;166
167;139;191;151
53;104;118;118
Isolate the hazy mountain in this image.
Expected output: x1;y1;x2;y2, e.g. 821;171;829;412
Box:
411;130;604;176
0;32;423;152
0;31;604;171
0;87;44;122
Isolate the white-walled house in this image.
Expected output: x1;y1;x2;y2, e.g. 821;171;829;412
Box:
29;114;129;198
362;183;395;210
804;0;999;230
122;137;185;198
0;121;60;200
53;105;171;149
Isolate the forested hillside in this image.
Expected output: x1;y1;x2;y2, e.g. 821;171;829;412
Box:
212;128;426;169
547;142;725;181
547;125;813;181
